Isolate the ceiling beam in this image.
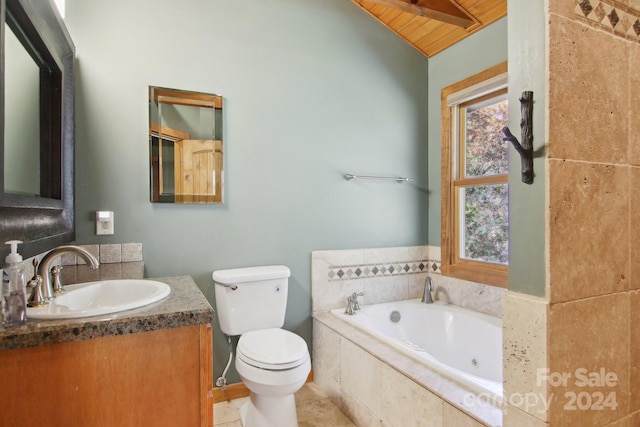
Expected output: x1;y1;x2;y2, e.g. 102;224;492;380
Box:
363;0;476;28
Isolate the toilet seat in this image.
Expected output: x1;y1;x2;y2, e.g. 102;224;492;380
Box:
237;328;308;370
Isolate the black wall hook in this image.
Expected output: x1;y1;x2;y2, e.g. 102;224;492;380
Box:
502;91;534;184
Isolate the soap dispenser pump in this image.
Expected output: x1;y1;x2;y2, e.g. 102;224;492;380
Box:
2;240;27;327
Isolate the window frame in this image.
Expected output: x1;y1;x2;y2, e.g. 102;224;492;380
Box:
440;61;509;288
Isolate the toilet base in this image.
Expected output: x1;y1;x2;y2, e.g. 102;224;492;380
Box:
240;392;299;427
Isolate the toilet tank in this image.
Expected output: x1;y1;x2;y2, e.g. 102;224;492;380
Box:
212;265;291;336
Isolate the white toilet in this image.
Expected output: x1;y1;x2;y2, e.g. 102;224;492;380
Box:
212;265;311;427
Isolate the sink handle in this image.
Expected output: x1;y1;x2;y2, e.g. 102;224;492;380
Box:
51;265;64;294
27;275;47;307
26;258;49;307
31;258;39;277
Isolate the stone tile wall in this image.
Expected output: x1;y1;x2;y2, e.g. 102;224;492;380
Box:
546;0;639;425
502;292;549;426
1;243;144;282
503;0;640;425
313;316;498;426
61;243;144;265
312;245;506;426
312;245;505;318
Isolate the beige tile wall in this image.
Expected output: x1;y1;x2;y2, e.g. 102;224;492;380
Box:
548;160;630;302
502;0;640;425
548;294;630;426
313;318;497;426
311;245;505;317
312;245;505;426
311;246;430;313
502;292;548;423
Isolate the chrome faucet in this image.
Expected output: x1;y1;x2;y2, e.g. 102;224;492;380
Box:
421;276;434;304
37;245;100;301
345;292;364;315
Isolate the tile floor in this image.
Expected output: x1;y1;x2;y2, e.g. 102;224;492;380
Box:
213;382;356;427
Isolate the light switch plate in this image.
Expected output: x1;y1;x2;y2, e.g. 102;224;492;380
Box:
96;211;114;235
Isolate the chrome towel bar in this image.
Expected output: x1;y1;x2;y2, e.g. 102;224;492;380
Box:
344;174;414;183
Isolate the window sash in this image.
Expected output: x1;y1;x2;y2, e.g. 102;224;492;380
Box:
456;89;508;181
454;182;509;265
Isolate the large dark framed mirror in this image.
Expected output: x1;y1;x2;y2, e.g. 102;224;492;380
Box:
149;86;223;204
0;0;75;260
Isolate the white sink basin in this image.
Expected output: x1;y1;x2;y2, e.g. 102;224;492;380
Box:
26;279;171;320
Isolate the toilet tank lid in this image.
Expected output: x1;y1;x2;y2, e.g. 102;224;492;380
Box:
212;265;291;284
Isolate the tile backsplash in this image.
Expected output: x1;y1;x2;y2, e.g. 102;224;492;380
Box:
312;245;505;318
61;243;143;265
1;243;144;279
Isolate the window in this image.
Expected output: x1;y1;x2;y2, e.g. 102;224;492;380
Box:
441;62;509;287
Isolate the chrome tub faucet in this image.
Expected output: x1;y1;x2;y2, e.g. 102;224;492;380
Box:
421;276;434;304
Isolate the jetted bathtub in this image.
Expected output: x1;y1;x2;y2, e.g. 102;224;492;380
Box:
330;299;503;402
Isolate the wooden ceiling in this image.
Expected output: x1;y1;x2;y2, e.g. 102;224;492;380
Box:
352;0;507;57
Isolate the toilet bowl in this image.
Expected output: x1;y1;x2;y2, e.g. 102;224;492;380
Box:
212;266;311;427
235;329;311;427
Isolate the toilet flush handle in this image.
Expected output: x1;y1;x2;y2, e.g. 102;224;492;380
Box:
220;283;238;291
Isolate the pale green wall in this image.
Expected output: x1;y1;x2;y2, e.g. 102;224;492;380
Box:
64;0;429;382
506;0;546;296
426;17;508;244
63;0;540;384
426;15;546;297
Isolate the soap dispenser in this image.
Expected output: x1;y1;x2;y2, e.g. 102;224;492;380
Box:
2;240;27;327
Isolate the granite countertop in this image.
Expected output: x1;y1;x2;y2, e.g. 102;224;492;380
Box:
0;275;214;351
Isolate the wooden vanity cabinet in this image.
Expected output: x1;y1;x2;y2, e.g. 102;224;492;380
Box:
0;323;213;427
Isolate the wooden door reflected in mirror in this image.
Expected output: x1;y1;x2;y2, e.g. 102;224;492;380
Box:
149;87;223;204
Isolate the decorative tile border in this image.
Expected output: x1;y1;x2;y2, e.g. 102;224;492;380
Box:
327;259;441;281
575;0;640;40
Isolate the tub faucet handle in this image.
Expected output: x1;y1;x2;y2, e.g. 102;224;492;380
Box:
351;292;363;311
345;292;364;315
